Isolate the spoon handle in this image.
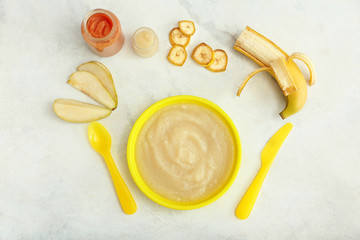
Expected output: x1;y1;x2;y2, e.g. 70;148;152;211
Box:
104;153;137;214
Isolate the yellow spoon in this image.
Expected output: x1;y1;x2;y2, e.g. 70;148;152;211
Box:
88;122;137;215
235;123;293;219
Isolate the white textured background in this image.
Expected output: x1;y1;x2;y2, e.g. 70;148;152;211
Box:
0;0;359;239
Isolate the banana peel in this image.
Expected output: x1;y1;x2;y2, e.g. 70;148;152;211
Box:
281;60;308;119
234;26;315;119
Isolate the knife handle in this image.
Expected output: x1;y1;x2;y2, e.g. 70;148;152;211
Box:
235;166;269;219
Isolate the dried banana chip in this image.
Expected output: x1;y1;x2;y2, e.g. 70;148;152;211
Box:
206;49;228;72
167;45;187;66
169;27;190;47
178;20;195;37
191;43;214;66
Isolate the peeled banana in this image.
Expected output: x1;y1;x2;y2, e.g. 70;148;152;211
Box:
234;26;315;119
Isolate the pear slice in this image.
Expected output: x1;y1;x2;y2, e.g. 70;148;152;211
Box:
89;61;112;78
77;62;118;108
53;99;111;123
68;71;116;110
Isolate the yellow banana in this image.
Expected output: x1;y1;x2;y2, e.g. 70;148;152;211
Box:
280;59;308;119
234;26;315;119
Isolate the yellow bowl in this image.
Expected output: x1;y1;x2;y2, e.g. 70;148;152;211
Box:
127;95;241;210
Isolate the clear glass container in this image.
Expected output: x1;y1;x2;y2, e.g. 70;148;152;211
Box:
132;27;159;58
81;9;125;57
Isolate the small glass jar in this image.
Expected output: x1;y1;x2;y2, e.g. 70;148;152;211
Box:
81;9;124;57
132;27;159;58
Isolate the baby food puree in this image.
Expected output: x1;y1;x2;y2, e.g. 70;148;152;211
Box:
132;27;159;57
135;103;235;202
86;13;113;38
81;9;124;57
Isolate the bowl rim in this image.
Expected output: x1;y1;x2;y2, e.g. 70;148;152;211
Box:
127;95;241;210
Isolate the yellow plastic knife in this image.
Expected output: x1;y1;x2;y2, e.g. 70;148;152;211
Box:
235;123;293;219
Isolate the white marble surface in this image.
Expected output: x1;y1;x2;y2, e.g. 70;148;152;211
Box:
1;0;359;239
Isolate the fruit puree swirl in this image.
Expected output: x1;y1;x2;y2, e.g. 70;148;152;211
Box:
136;103;234;202
86;13;113;38
81;10;122;52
